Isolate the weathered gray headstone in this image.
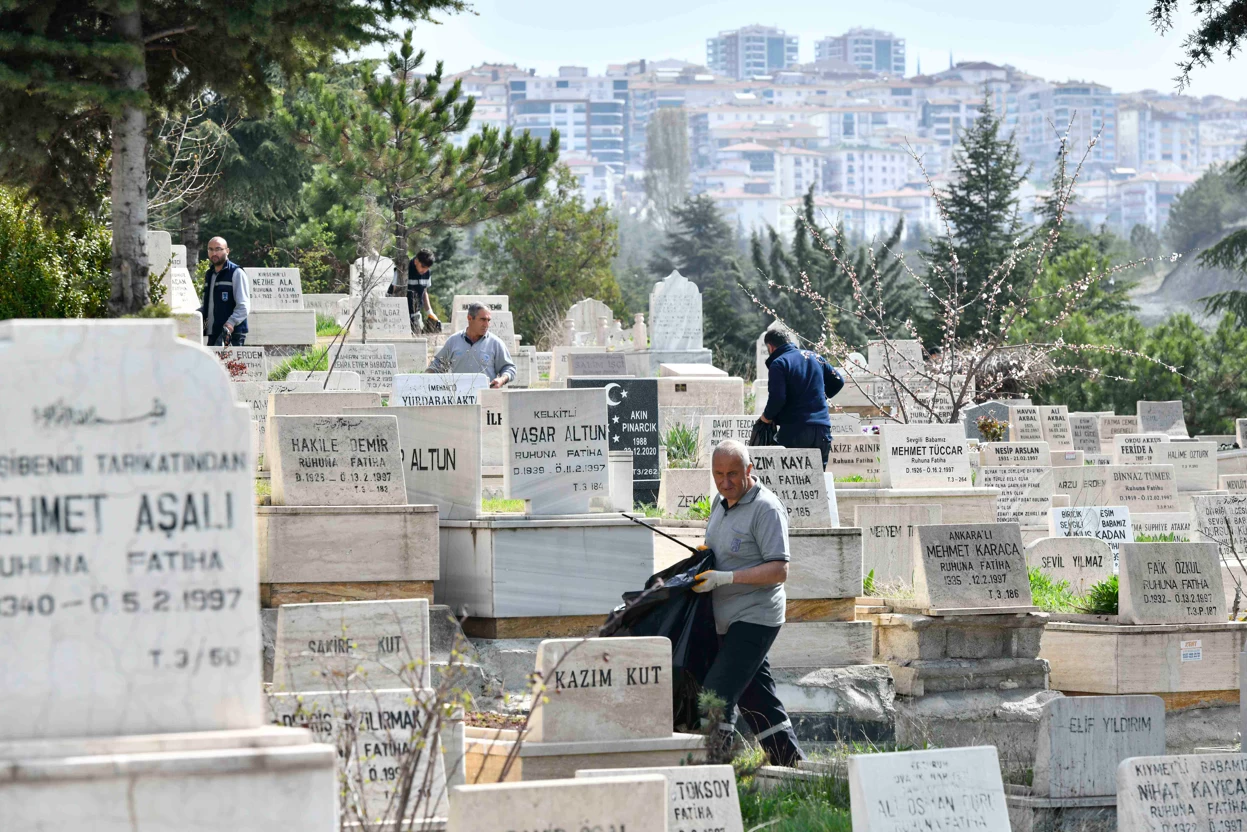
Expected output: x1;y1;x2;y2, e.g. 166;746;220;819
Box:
867;339;923;375
856;504;942;587
1026;536;1114;594
1137;400;1188;437
449;776;667;832
504;388;609;514
1052;464;1110;507
1158;441;1217;492
962;401;1012;443
697;416;756;467
391;373;489;406
528;637;672;742
1098;415;1140;445
1105;464;1179;512
576;765;742;832
879;425;972;488
1069;414;1102;453
829;412;861;434
649;270;703;351
981;466;1054;526
1033;695;1165;798
750;447;836;527
914;523;1034;613
980;441;1051;467
567;351;628;377
1116;752;1247;832
849;747;1010;832
348;295;411;341
0;320;259;739
1038;405;1074;451
1118;541;1224;625
451;294;508;314
328;343;398;393
270;415;406;506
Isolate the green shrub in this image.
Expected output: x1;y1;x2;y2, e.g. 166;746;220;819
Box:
1079;574;1119;615
0;188;110;319
663;423;699;469
862;569;876;596
1135;532;1183;542
268;347;329;380
1028;567;1079;612
688;495;713;520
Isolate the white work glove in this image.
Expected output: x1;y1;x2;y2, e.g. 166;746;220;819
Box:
692;570;734;593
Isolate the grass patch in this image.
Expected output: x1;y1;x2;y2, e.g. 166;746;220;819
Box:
1135;532;1185;542
315;313;343;336
268;347;329;380
630;503;664;518
1078;574;1119;615
482;498;526;513
1029;567;1079;612
833;474;878;483
663;423;699;469
688;495;713;521
254;478;271;498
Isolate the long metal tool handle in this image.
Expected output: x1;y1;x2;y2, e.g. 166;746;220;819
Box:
621;512;701;555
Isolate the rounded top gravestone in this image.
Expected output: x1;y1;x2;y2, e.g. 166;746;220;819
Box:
649;270;704;352
0;320;261;740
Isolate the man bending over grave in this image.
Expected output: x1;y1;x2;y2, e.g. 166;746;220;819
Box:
758;327;843;466
199;236;250;346
692;439;805;766
427;302;516;388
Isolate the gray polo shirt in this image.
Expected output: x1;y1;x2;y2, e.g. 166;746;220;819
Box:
703;482;789;634
427;330;516;381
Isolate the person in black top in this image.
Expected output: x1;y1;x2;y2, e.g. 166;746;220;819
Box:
399;248;439;334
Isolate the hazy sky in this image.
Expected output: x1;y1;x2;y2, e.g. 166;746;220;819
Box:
384;0;1244;98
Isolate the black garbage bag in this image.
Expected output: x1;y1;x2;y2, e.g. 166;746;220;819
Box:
748;417;777;447
601;549;720;729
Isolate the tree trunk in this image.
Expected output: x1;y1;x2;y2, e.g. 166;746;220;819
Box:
393;203;408;292
181;203;200;275
108;3;149;316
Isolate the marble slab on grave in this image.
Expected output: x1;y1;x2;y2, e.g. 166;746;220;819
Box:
1105;464;1179;512
749;447;836;528
1033;695;1165;798
1026;536;1115;594
658;468;714;517
567;378;662;504
212;346;267;382
577;765;742;832
962;401;1011;442
528;637;672;743
1157;441;1218;492
980;466;1054;526
347;404;480;520
346;295;413;341
565;297;613;338
264;391;382;471
878;424;972;489
649;270;704;352
272;599;430;692
856;504;942;587
1085;453;1113;465
285;370;362;390
1219;475;1247;493
451;294;508;314
829;413;861;434
234;380;326;457
1116;752;1247;832
980;441;1051;467
1009;404;1045;442
0;320;260;739
1113;433;1170;465
1118;541;1224;625
270;415;406;506
1131;511;1193;540
697;415;756;467
913;522;1035;614
1069;414;1103;453
1191;493;1247;566
550;345;606;382
1199;434;1238;452
1038;405;1074;451
1051;450;1085;467
1137;400;1188;437
449;776;668;832
504;388;610;515
1099;415;1140;446
568;351;628;377
269;688;448;819
1049;505;1132;561
326;343;398;393
849;746;1011;832
1051;465;1110;508
391;372;489;406
659;362;726;377
247;267;304;311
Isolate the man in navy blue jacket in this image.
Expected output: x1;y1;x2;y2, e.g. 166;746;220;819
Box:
758;328;843;465
198;237;250;346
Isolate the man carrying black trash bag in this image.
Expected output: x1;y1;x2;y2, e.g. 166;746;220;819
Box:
690;439;805;766
754;327;843;465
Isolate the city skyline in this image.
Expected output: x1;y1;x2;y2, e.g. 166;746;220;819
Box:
384;0;1245;98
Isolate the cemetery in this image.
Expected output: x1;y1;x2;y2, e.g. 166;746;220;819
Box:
4;276;1247;831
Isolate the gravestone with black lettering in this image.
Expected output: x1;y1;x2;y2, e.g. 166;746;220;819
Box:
270;415;406;506
1158;441;1217;491
827;434;882;483
212;346;267;382
981;466;1054;526
504;388;610;514
1052;465;1110;507
568;378;661;505
829;413;861;434
1026;537;1114;594
980;442;1051;467
856;504;942;587
1220;475;1247;493
577;765;742;832
697;415;756;467
849;747;1011;832
1137;400;1188;438
1116;752;1247;832
272;599;430;691
749;447;836;527
1009;404;1045;442
391;373;489;406
1050;505;1133;561
1105;464;1179;512
528;637;672;742
248;267;304;311
914;523;1034;614
1131;512;1193;540
1038;405;1074;451
264;390;382;472
1099;415;1140;446
879;424;972;488
1069;414;1102;453
328;343;399;393
349;295;411;340
1113;433;1169;465
1033;695;1165;798
0;320;260;738
1118;541;1224;625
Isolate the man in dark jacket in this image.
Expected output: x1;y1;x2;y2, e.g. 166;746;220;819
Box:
198;237;250;346
758;328;843;466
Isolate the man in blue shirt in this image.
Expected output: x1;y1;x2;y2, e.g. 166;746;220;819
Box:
758;328;843;466
427;302;515;387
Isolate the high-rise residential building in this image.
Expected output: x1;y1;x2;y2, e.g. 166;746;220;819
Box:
815;29;906;76
706;25;799;80
505;67;631;169
1016;81;1117;173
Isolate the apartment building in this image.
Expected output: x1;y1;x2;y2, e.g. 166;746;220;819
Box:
506;67;632;169
823;145;915;194
1016;81;1118;173
1117;171;1199;233
815;28;906;76
706;25;799;80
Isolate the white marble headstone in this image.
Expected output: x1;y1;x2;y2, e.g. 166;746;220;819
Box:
247;267;304;310
856;504;942;587
1038;405;1074;451
449;776;667;832
981;466;1054;526
649;270;703;351
327;343;398;393
1116;752;1247;831
504;388;610;514
1118;541;1224;625
1050;505;1132;559
749;446;837;527
577;765;742;832
879;424;972;488
270;415;406;506
827;434;882;483
212;345;267;382
1137;400;1188;437
849;746;1010;832
1026;536;1114;594
391;373;489;406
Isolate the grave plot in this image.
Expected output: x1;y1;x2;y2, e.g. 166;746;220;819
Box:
568;378;661;506
462;637;704;779
642;270;712;371
262;390;382;472
449;775;668;831
577;765;743;832
240;264;316;347
848;746;1010;832
0;320;335;831
1117;752;1247;832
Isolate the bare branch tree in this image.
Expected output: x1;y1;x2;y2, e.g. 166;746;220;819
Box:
147;93;236;224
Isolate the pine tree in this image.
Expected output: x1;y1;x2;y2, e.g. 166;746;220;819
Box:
0;0;466;314
926;101;1029;339
284;30;559;283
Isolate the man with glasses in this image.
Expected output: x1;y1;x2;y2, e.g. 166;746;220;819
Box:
198;237;251;346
